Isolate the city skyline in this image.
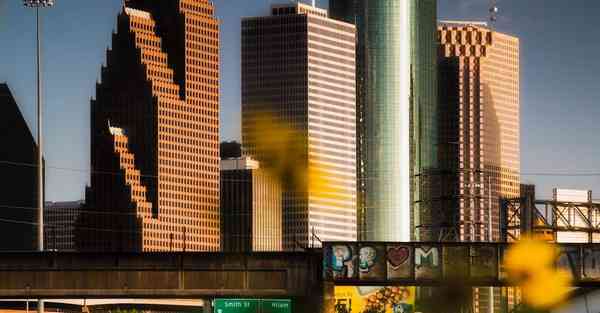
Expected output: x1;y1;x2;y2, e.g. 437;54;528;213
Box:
2;0;600;202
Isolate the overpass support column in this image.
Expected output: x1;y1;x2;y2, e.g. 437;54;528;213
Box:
294;281;334;313
202;298;212;313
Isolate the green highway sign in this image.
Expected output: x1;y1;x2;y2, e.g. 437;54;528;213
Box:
260;299;292;313
213;299;291;313
214;299;259;313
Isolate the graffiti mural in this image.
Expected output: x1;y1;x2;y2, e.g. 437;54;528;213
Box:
359;245;386;280
326;244;358;280
415;246;441;279
387;245;412;280
323;242;600;286
334;286;415;313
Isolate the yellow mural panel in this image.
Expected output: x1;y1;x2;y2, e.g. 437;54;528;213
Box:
334;286;415;313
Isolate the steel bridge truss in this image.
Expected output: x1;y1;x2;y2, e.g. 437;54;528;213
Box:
501;197;600;242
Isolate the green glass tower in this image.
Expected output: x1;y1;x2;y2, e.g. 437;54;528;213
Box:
330;0;438;241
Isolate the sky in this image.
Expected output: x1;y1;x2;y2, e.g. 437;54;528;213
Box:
1;0;600;201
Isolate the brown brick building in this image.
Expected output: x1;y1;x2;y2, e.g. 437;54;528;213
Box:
438;22;520;313
77;0;220;252
220;157;282;252
242;3;357;249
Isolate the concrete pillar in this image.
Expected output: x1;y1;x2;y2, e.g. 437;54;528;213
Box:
202;298;212;313
294;282;334;313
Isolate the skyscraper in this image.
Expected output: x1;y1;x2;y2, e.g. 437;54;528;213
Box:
220;157;282;252
0;83;38;251
438;22;520;313
330;0;439;241
77;0;220;252
438;22;520;242
242;3;357;248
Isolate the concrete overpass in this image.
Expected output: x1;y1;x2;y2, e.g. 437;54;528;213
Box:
1;242;600;312
0;251;329;313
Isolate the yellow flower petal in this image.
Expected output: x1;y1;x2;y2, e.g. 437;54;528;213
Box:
520;269;572;309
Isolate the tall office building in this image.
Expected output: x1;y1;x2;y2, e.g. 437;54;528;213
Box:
220;157;282;252
0;83;38;251
438;22;520;242
45;201;83;251
242;3;357;249
330;0;439;241
438;22;520;313
77;0;220;252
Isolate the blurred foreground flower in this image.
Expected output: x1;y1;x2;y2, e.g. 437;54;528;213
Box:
504;237;571;309
245;112;342;198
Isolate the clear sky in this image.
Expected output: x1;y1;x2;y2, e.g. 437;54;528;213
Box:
1;0;599;202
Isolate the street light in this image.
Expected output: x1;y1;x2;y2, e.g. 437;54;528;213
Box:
23;2;53;313
23;0;54;250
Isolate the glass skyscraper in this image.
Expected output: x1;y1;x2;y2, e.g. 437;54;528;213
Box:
330;0;438;241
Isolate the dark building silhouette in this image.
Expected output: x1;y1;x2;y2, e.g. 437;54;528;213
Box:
45;201;83;251
220;141;241;160
77;0;220;252
0;83;38;251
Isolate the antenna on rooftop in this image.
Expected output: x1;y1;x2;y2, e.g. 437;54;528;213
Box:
489;0;499;29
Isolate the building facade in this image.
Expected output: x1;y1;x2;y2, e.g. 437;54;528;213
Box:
242;3;357;249
330;0;439;241
438;22;520;242
220;157;282;252
77;0;220;252
45;201;83;251
0;83;38;251
438;22;520;313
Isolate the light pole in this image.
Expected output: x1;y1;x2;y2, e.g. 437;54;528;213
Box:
23;1;53;313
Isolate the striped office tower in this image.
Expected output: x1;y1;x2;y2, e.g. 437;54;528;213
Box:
242;3;357;249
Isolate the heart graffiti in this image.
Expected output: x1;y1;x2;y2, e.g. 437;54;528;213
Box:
387;246;410;269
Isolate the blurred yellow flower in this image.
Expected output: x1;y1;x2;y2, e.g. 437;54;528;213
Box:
244;111;340;198
504;237;571;309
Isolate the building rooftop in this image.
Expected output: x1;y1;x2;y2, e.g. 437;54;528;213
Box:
45;201;84;209
221;157;260;171
124;6;151;19
438;20;489;27
271;2;327;18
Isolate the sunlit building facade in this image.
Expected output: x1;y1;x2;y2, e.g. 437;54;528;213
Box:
220;157;282;252
77;0;220;252
438;22;520;313
330;0;439;241
242;3;357;249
